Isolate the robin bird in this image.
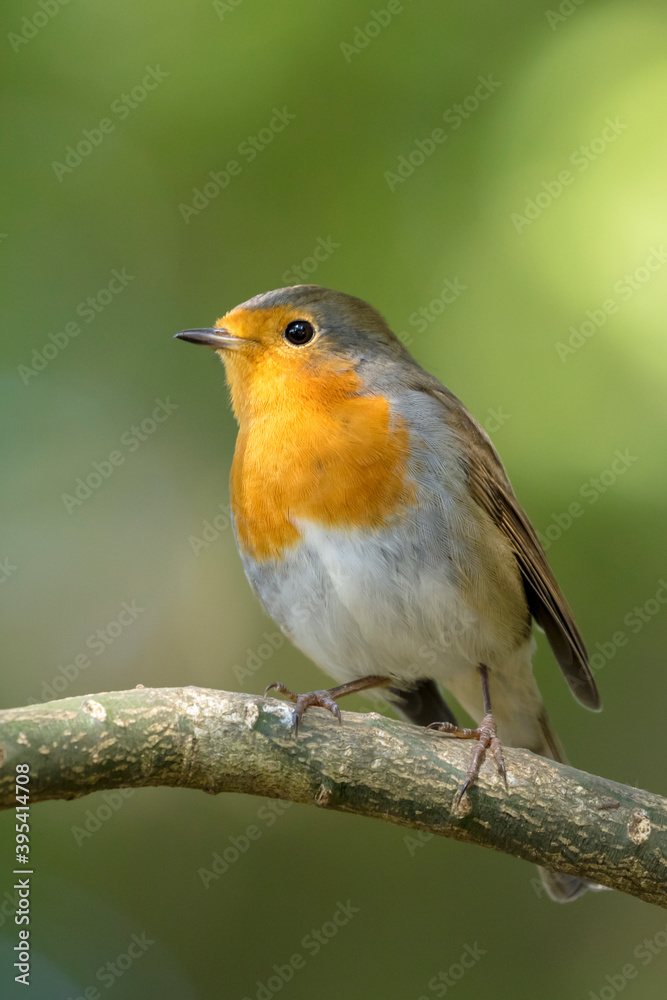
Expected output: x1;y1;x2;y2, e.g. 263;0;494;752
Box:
175;284;603;902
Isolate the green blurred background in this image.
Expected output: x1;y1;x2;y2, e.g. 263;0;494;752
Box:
2;0;667;996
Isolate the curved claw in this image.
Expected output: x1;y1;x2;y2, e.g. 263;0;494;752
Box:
264;681;296;699
455;779;471;808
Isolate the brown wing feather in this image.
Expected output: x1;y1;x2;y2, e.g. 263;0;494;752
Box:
417;380;601;711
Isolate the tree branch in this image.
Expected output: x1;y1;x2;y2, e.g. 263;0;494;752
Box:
0;686;664;907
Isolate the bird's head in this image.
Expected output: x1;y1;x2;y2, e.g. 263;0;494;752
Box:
175;285;412;424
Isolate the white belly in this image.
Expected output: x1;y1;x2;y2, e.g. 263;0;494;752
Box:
236;491;531;701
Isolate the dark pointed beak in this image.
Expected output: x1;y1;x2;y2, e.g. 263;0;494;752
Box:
173;328;247;350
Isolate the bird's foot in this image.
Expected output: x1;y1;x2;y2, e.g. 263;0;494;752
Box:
264;683;341;736
427;712;507;804
264;675;392;737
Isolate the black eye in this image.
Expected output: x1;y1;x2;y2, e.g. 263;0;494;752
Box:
284;319;314;346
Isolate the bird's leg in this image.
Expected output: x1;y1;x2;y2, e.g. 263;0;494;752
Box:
427;664;507;803
264;675;392;737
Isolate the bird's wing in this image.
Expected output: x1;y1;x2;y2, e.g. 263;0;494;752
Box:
415;379;601;711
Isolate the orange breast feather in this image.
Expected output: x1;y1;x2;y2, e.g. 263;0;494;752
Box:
229;359;415;561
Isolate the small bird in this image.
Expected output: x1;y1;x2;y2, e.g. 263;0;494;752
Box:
175;284;602;902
